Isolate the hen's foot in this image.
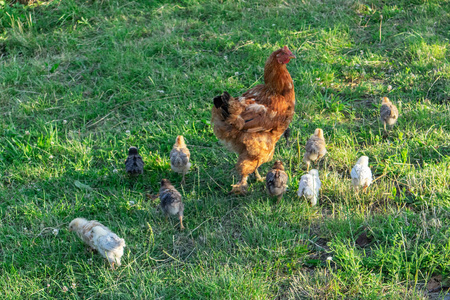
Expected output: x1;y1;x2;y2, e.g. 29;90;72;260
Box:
254;169;265;182
231;183;248;194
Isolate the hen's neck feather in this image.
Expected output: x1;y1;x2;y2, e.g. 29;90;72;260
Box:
263;57;293;94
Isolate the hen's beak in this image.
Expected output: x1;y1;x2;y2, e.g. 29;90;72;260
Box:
289;54;296;59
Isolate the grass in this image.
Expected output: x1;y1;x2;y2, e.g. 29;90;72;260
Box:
0;0;450;298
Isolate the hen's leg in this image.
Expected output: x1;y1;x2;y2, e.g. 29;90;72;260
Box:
306;161;311;172
231;176;249;194
181;173;186;185
232;157;259;194
383;122;387;132
254;169;265;182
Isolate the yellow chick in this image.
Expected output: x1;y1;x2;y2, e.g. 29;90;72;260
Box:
170;136;191;184
304;128;327;171
69;218;126;269
380;97;399;131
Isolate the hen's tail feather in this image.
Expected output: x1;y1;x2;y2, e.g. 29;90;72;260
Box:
213;91;231;119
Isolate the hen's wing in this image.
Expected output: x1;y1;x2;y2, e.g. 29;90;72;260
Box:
214;87;284;134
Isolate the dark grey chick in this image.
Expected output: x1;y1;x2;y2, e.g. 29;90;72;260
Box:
159;179;185;230
380;97;399;131
283;127;291;146
266;160;288;204
125;147;144;175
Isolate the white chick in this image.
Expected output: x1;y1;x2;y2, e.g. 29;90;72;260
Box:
297;169;321;206
69;218;107;248
69;218;126;269
170;135;191;184
304;128;327;171
351;156;373;192
91;226;126;269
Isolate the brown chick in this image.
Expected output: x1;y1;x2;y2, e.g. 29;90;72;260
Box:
125;146;144;175
69;218;126;270
380;97;399;131
211;46;296;194
304;128;327;171
159;179;185;230
170;136;191;184
266;160;288;203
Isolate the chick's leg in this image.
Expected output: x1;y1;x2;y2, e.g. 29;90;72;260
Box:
179;215;185;230
383;122;387;132
362;184;369;193
276;195;283;205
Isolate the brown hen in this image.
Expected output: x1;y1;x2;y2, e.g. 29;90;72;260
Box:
212;46;296;194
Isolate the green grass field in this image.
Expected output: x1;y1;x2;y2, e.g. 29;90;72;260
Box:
1;0;450;298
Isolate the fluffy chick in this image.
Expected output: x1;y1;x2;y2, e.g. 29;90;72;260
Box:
170;136;191;184
351;156;373;192
159;179;185;230
125;146;144;175
91;226;126;269
265;160;288;203
283;128;291;146
380;97;399;131
297;169;321;206
69;218;126;269
304;128;327;171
